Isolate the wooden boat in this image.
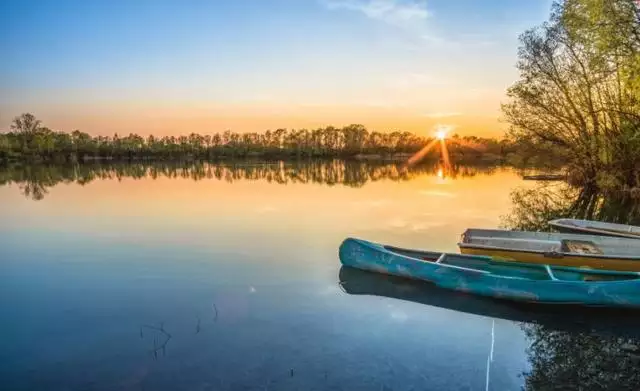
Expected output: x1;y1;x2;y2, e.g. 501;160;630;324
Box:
522;174;566;181
338;237;640;308
339;266;640;336
458;228;640;272
549;218;640;240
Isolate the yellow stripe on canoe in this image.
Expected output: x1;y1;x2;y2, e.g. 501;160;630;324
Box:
459;248;640;272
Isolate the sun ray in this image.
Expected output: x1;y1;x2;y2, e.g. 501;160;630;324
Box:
440;138;451;170
406;139;438;167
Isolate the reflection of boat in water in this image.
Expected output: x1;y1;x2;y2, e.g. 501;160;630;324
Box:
549;218;640;240
339;237;640;308
458;228;640;272
338;266;640;336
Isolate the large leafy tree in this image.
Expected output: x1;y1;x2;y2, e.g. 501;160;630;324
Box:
503;0;640;189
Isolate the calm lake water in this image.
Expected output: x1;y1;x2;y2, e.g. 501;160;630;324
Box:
1;161;639;391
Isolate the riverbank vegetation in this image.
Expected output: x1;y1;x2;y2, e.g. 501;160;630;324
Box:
0;113;563;167
503;0;640;196
502;182;640;232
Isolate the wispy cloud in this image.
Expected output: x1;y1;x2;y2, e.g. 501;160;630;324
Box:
322;0;431;27
255;205;277;214
422;112;462;118
387;72;451;91
322;0;496;48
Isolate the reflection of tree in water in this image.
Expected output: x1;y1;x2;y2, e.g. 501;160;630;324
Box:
502;184;640;390
7;165;69;201
522;324;640;391
501;183;640;231
0;160;499;200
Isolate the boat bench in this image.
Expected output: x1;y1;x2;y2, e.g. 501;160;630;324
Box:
471;237;563;252
471;237;603;255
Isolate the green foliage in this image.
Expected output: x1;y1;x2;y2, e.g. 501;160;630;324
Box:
0;113;521;164
503;0;640;190
501;182;640;231
500;184;578;231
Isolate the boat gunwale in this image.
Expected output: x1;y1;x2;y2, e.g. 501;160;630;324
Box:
348;239;640;283
549;218;640;239
379;244;492;275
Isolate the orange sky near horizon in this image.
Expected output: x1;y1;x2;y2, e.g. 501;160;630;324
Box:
0;103;508;139
1;0;552;140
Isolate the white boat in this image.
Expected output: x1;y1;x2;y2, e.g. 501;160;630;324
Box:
549;219;640;240
458;228;640;271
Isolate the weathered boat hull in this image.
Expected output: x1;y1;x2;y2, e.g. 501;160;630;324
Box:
339;238;640;308
458;228;640;272
549;218;640;240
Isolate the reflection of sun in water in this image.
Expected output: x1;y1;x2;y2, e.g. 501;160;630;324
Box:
437;168;444;178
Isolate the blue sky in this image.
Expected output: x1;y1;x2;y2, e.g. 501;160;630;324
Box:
0;0;554;136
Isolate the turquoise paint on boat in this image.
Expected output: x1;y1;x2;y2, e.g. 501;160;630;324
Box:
338;237;640;308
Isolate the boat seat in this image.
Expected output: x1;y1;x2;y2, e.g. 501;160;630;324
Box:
471;237;562;252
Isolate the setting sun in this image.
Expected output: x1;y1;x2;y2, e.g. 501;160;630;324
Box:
435;130;447;140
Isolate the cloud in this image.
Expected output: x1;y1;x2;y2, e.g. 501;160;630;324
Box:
387;218;408;228
255;205;277;214
390;72;450;89
323;0;431;27
422;112;462;118
409;222;446;231
323;1;497;49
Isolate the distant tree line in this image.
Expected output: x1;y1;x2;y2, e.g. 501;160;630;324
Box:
0;113;553;165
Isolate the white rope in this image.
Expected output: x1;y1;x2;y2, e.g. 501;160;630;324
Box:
485;319;495;391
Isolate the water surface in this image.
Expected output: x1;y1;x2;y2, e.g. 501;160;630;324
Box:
1;161;639;391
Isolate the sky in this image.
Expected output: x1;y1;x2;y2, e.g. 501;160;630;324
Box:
0;0;553;137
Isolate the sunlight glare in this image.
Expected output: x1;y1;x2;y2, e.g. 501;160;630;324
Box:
434;124;453;141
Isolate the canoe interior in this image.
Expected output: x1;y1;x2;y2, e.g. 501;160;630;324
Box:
551;218;640;237
459;228;640;258
384;245;640;282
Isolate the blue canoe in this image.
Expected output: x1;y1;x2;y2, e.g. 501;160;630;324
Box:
338;237;640;308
